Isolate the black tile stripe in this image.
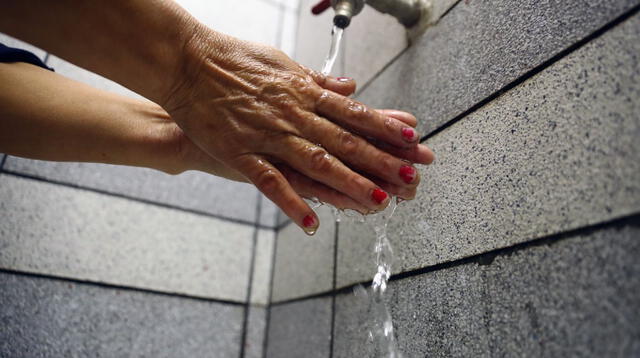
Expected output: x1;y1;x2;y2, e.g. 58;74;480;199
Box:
240;193;263;358
270;212;640;306
0;268;246;306
420;2;640;143
0;154;7;170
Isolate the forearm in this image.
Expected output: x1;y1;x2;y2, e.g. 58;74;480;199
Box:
0;0;199;104
0;62;183;173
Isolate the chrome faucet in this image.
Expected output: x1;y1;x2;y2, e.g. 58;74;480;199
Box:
312;0;432;31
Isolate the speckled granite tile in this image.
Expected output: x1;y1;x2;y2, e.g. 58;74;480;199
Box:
0;272;243;357
4;158;260;224
356;0;639;135
338;13;640;288
0;175;254;302
267;296;332;358
271;205;336;302
333;219;640;357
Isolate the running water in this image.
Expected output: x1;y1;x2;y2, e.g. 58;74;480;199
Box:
334;199;403;358
321;25;344;76
320;23;402;356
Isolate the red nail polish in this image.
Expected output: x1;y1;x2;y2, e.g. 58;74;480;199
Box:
371;188;388;204
401;127;417;142
303;215;316;228
336;77;352;82
399;165;416;184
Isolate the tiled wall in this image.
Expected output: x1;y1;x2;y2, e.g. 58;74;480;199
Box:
267;0;640;357
0;0;298;356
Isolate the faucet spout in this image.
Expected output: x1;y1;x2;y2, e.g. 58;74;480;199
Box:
366;0;425;28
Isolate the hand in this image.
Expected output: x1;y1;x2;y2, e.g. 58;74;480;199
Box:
161;29;434;234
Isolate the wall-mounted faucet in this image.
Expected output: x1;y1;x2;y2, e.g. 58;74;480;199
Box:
312;0;432;34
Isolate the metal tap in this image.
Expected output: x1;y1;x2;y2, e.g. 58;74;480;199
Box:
312;0;430;30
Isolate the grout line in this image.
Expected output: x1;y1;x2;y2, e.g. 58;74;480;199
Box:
328;220;340;358
262;201;281;358
270;212;640;305
0;268;246;306
239;193;263;358
0;169;276;230
420;2;640;143
0;154;7;171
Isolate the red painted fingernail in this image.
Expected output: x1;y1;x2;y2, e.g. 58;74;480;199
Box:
302;214;318;235
401;127;417;142
399;165;416;184
371;188;388;204
336;77;352;82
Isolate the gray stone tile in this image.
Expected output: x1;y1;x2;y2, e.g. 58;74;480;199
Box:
333;264;487;358
357;0;639;135
4;157;260;224
484;221;640;357
295;0;345;76
271;205;337;302
245;305;268;358
337;12;640;288
0;272;243;357
429;0;460;23
0;32;46;61
0;175;254;302
266;296;332;358
251;229;276;305
343;4;408;86
333;220;640;357
46;55;144;99
176;0;281;47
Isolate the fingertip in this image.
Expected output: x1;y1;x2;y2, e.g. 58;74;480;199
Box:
301;212;319;235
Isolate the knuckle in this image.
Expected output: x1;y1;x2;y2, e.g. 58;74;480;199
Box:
255;168;282;195
338;130;359;157
309;147;333;172
377;153;395;174
345;100;370;121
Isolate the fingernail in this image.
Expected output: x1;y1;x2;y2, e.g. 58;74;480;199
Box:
371;188;388;204
336;77;352;82
401;127;417;142
399;165;417;184
302;214;318;235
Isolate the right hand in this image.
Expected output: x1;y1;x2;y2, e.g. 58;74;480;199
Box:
161;29;434;234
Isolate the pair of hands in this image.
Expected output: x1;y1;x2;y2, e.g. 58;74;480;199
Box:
161;32;435;233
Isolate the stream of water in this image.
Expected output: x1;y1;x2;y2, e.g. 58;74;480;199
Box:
320;23;403;357
321;25;344;76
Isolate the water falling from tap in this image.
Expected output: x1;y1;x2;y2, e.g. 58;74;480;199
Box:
321;25;344;76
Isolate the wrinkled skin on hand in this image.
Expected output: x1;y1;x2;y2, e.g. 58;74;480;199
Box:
162;29;434;234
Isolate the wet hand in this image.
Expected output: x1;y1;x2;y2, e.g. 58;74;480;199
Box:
160;29;434;234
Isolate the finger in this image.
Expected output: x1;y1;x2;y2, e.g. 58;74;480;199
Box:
265;135;390;211
300;64;356;97
233;154;320;235
278;164;370;214
372;141;436;165
315;90;420;148
370;176;418;200
378;109;418;128
298;115;422;188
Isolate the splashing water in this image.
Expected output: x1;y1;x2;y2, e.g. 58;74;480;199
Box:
334;199;403;358
321;25;344;76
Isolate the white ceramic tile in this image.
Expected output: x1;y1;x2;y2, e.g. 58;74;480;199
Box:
175;0;281;46
280;8;299;57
